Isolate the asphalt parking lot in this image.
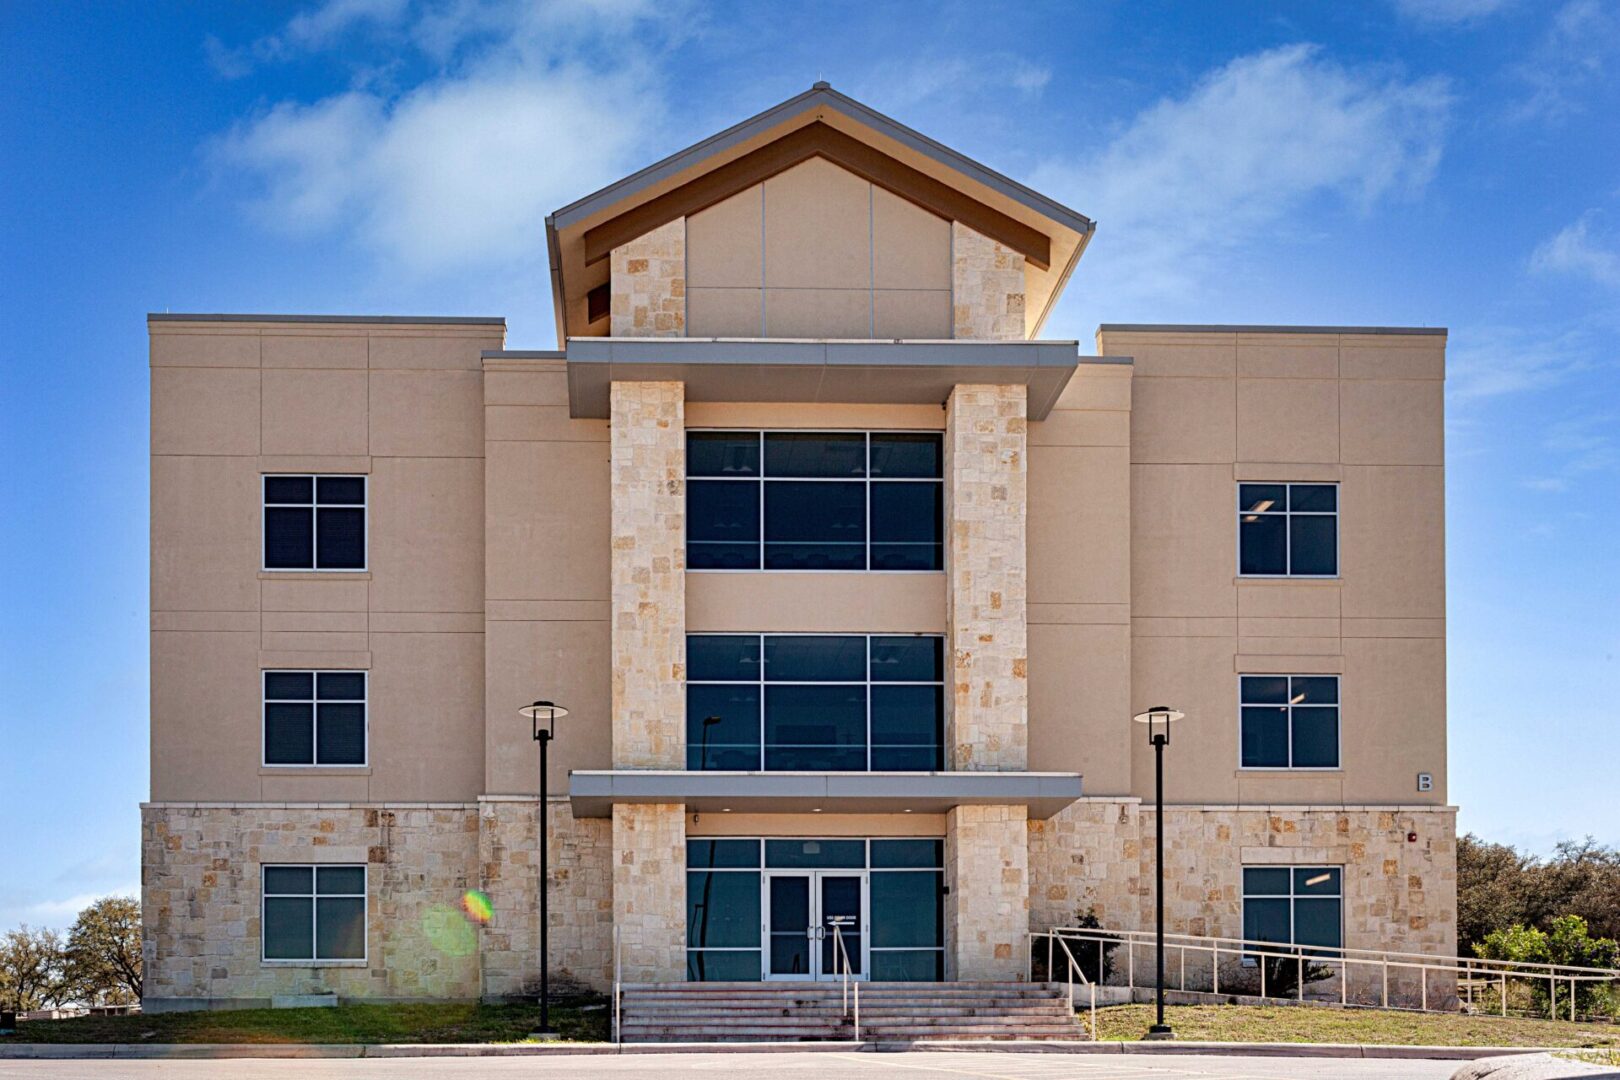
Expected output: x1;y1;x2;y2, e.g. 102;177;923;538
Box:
0;1049;1466;1079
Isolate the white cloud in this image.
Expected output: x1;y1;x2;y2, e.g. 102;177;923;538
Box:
851;52;1051;115
1393;0;1514;25
1031;44;1451;311
1446;325;1594;400
209;1;680;275
0;887;139;933
1512;0;1620;122
206;0;410;78
1530;212;1620;288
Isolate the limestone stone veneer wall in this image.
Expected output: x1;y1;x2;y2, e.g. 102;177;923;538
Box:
944;384;1029;771
611;219;686;337
141;801;612;1010
1028;800;1457;1004
477;798;612;998
952;223;1026;340
945;805;1030;980
612;803;686;982
609;381;686;769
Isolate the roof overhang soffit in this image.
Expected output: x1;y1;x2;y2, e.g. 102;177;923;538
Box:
580;121;1053;271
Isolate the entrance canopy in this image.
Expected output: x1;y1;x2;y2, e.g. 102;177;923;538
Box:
567;769;1082;819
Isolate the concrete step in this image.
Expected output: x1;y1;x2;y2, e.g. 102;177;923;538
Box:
618;981;1088;1044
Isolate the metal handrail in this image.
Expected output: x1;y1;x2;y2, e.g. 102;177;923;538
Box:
1030;929;1098;1037
830;922;860;1042
1040;925;1620;1021
612;925;622;1044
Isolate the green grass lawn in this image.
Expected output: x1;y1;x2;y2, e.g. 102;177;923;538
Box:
2;997;610;1044
1089;1003;1620;1048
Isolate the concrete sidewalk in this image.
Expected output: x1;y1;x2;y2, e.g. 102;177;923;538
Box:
0;1039;1554;1060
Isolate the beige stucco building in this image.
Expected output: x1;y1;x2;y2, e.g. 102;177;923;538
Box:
142;84;1454;1011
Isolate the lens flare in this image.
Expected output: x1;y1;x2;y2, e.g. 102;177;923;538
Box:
461;889;494;925
421;904;478;957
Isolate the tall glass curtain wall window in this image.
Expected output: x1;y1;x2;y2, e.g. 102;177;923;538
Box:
687;634;944;771
687;432;944;571
686;839;944;982
1238;483;1337;577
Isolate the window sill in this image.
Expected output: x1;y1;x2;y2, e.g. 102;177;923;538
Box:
1234;576;1341;586
1236;768;1344;776
259;571;371;580
686;569;945;575
259;767;371;776
260;960;368;968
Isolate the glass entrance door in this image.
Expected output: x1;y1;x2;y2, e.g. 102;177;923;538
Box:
763;871;867;981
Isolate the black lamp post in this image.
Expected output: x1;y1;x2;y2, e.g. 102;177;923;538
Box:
1132;705;1185;1040
519;699;569;1038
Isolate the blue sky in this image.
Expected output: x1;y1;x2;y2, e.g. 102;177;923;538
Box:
2;0;1617;932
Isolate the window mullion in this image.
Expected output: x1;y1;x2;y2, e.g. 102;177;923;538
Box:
1283;485;1292;575
309;869;319;961
757;633;766;771
1285;677;1294;769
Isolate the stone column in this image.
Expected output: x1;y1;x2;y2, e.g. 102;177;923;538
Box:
944;384;1029;771
610;380;686;769
611;219;686;338
612;803;687;982
952;223;1026;340
944;805;1030;980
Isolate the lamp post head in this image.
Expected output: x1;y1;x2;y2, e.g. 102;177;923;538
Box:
520;700;569;742
1132;705;1185;747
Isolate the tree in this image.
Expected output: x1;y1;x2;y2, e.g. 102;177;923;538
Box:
0;926;69;1012
1457;833;1620;956
1476;915;1619;1018
1458;833;1535;954
63;896;142;1005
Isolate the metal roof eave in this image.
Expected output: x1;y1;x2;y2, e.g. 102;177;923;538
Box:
550;84;1094;238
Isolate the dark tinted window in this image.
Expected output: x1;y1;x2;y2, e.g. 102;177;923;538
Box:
262;863;366;962
688;432;760;477
687;432;943;573
1239;482;1337;577
764;636;865;682
687;839;761;869
263;671;366;766
685;684;760;770
264;508;314;570
264;476;313;503
764;839;866;868
315;897;365;959
1239;514;1286;575
1243;866;1342;953
871;637;944;682
870;839;943;868
688;635;942;772
764;433;866;477
688;636;760;681
869;433;941;478
1241;676;1339;769
264;475;365;570
763;481;865;570
687;481;760;569
687;870;760;948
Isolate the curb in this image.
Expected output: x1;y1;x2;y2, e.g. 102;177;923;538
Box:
0;1040;1565;1061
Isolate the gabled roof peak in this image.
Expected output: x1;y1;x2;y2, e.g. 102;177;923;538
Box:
545;84;1093;346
